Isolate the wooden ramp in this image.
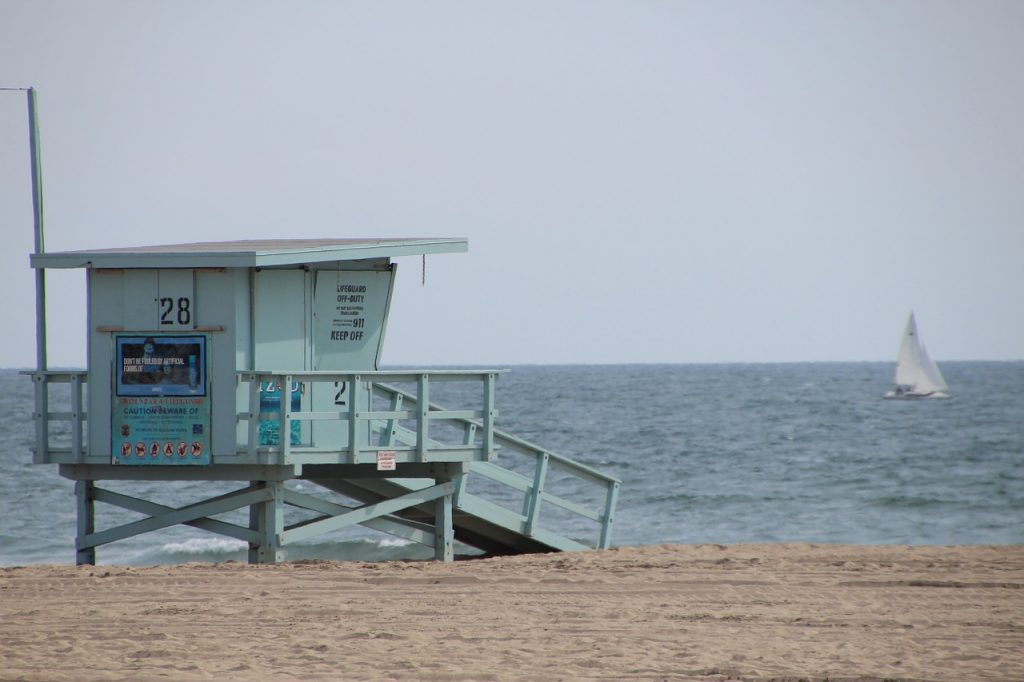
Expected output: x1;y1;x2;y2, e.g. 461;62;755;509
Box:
303;380;621;556
281;379;620;559
309;463;601;557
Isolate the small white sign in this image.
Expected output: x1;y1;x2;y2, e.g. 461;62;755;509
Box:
377;450;397;471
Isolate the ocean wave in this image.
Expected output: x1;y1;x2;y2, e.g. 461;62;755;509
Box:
377;537;414;548
160;537;247;555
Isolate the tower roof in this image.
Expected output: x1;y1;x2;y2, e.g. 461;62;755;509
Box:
30;237;467;269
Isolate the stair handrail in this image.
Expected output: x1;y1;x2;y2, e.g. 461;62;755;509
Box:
373;382;621;549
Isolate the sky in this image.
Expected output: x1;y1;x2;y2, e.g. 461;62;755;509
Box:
1;1;1022;368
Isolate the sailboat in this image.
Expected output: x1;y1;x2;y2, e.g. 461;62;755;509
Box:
884;312;951;399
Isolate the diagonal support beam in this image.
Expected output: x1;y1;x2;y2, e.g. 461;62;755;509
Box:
92;488;260;544
283;488;437;548
81;485;273;550
280;481;455;545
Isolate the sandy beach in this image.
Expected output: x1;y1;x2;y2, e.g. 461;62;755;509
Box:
1;543;1022;681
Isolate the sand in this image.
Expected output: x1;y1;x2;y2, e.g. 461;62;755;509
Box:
1;543;1022;681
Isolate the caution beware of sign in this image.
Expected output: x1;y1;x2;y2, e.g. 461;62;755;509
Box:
376;450;397;471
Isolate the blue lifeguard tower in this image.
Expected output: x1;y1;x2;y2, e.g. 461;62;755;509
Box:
22;93;619;565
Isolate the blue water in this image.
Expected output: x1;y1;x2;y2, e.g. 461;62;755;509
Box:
1;362;1021;566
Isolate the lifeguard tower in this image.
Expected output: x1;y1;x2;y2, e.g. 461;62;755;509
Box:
21;96;619;566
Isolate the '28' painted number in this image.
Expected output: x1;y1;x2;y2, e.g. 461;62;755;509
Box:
159;297;192;326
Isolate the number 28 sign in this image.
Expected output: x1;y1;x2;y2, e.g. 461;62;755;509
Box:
155;270;195;329
159;296;192;326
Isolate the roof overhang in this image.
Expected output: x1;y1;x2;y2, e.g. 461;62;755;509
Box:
30;238;468;270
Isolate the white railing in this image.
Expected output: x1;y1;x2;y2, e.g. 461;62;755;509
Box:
25;370;88;463
26;368;620;550
236;370;500;465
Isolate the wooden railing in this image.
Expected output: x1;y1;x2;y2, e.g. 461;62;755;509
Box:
27;368;620;550
25;370;89;463
236;370;501;465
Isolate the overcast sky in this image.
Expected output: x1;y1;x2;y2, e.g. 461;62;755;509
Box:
2;1;1022;368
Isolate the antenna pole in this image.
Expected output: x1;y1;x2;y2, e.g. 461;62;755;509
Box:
28;87;47;370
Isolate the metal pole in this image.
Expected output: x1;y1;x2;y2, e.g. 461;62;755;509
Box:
24;87;50;465
27;87;47;370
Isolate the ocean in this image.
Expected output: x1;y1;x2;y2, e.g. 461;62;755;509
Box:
1;362;1021;566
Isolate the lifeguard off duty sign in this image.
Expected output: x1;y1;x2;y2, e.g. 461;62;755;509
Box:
313;269;395;371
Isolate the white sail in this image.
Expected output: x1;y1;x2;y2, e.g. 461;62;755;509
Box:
888;312;950;398
893;314;924;387
918;343;949;393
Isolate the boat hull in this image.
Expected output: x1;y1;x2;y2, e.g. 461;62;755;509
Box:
884;390;951;400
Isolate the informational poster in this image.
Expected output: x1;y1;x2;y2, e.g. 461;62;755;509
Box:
111;335;211;465
258;380;303;447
